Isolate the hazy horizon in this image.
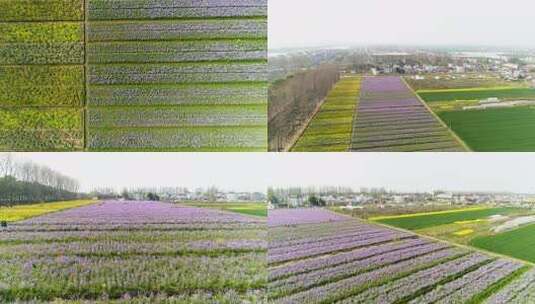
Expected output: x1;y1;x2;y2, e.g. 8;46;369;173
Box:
5;153;535;194
269;0;535;50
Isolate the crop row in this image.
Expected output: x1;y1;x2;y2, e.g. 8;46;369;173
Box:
338;253;490;303
88;83;267;106
418;87;535;102
0;228;265;244
0;22;83;43
86;126;266;151
87;19;267;41
292;77;360;152
269;229;406;257
268;231;412;265
276;248;462;304
87;104;266;128
409;259;523;304
269;238;431;280
269;220;366;243
486;268;535;303
88;62;266;85
350;76;465;152
270;242;449;298
269;225;386;249
0;253;266;301
0;0;83;21
88;0;267;20
0;43;84;65
87;40;266;63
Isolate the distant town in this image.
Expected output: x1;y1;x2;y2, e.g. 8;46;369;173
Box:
269;46;535;84
268;186;535;209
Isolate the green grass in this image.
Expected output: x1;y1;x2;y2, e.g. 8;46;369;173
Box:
419;88;535;102
471;223;535;263
376;207;522;230
182;202;267;217
439;107;535;151
292;76;360;152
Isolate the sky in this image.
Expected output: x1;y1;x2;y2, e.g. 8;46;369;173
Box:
7;153;535;194
269;0;535;49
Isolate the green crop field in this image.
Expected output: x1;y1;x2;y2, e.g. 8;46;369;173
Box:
0;0;268;152
471;224;535;263
439;107;535;151
183;202;267;217
0;1;84;151
292;76;361;152
418;88;535;103
375;207;521;230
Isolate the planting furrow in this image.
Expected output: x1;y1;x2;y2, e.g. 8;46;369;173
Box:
337;253;490;304
274;248;463;304
269;242;450;298
415;259;523;304
269;238;431;280
87;19;267;41
87;83;267;106
485;268;535;304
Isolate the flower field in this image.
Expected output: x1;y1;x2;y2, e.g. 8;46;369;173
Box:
85;0;267;151
0;200;96;222
0;0;267;151
0;200;267;302
268;208;529;304
0;0;85;151
350;76;466;152
291;77;361;152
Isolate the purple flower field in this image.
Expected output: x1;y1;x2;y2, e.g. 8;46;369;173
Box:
350;76;466;152
0;200;267;303
268;208;527;304
268;208;350;227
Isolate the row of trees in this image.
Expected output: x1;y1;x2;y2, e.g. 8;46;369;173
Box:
268;64;340;151
0;154;80;205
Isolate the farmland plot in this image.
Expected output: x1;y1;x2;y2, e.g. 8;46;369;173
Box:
292;77;360;152
350;76;466;152
0;200;267;302
268;208;526;304
86;0;268;151
0;0;85;151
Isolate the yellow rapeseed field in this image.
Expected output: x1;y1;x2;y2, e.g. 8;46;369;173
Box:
0;200;96;222
453;229;475;236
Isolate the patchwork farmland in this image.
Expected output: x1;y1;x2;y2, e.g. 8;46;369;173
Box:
0;0;85;150
413;83;535;152
268;208;534;304
290;76;467;152
0;200;267;302
0;0;267;151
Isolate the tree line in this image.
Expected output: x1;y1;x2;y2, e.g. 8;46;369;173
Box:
0;154;80;206
268;64;340;151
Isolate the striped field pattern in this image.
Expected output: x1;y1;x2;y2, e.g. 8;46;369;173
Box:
268;208;527;304
0;0;85;151
350;76;467;152
291;76;361;152
86;0;268;151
